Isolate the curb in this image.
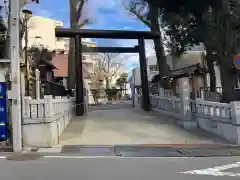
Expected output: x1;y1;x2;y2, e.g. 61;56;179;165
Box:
23;147;39;152
0;147;13;152
138;144;238;148
0;142;13;152
20;144;240;154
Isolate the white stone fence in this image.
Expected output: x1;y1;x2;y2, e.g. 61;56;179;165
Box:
134;77;240;144
159;89;174;97
22;95;75;147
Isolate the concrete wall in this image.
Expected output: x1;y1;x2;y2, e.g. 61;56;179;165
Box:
197;117;236;143
22;96;75;147
23;111;72;147
56;38;69;52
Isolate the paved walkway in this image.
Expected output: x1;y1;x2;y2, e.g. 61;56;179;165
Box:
59;104;229;146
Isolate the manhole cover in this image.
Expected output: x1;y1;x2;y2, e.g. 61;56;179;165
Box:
178;147;240;157
6;153;43;161
114;146;185;157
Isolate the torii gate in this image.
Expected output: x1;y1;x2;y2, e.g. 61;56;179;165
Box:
55;28;161;116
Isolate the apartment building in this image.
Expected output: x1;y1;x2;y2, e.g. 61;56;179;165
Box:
53;39;98;89
22;16;63;50
25;15;124;91
23;16;95;88
132;55;165;87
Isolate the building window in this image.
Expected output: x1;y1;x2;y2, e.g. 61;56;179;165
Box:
149;65;158;72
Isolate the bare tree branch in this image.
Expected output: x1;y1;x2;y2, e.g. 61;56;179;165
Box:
95;53;123;78
123;0;152;28
78;18;90;28
76;0;87;21
128;8;151;27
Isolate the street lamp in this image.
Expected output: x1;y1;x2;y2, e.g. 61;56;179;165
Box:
22;9;32;96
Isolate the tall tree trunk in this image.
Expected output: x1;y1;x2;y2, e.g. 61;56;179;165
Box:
67;0;78;89
149;5;170;89
205;51;216;92
219;56;237;102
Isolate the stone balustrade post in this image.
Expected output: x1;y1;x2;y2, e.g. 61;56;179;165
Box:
179;77;197;129
230;101;240;144
35;69;40;99
44;95;53;120
159;88;164;97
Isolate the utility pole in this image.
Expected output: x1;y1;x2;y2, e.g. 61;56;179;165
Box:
9;0;22;152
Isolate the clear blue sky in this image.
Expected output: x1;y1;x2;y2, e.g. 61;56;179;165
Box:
26;0;155;73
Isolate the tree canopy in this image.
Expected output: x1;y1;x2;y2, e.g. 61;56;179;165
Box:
143;0;240;102
116;72;128;88
0;5;6;58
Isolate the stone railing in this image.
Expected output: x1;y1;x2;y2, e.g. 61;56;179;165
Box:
135;94;240;144
150;95;181;119
163;90;174;97
158;88;174;97
193;99;240;144
134;94;141;106
133;77;240;144
22;95;75;147
193;100;231;122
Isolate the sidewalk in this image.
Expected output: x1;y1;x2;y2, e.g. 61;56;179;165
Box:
58;105;229;146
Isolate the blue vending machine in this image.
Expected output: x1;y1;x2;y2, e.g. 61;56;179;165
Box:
0;82;7;141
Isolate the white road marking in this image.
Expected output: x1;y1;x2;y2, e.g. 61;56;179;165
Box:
180;161;240;177
0;156;6;159
43;155;192;159
37;148;62;153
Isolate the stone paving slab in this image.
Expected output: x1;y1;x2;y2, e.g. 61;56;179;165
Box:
59;107;230;146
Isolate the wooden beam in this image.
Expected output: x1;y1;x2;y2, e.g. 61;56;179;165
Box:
55;28;161;39
82;46;139;53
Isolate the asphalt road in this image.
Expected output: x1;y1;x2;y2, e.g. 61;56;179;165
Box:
1;153;240;180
